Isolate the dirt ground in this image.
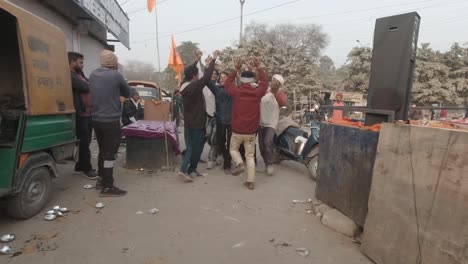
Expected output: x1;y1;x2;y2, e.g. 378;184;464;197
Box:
0;138;372;264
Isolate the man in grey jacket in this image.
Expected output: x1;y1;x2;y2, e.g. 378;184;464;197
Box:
90;50;130;197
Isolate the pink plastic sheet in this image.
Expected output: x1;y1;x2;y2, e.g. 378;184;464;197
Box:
122;120;180;155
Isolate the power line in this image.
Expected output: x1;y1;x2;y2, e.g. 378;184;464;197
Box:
132;0;302;43
131;0;463;44
324;0;468;43
293;0;468;43
274;0;441;23
245;0;463;30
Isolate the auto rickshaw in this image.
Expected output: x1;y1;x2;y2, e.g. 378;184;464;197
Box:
127;80;162;107
0;1;76;218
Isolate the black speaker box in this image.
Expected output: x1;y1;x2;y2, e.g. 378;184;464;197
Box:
366;12;420;126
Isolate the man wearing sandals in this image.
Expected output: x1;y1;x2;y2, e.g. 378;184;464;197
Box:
225;58;269;190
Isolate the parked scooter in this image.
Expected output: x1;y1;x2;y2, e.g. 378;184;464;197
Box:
273;103;321;180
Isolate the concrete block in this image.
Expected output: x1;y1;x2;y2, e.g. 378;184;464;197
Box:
315;203;332;215
321;209;360;237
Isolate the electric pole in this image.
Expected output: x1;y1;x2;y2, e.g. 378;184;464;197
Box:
239;0;245;45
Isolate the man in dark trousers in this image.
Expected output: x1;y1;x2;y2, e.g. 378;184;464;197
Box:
90;50;130;197
207;71;233;174
178;50;219;182
68;52;98;180
122;89;144;126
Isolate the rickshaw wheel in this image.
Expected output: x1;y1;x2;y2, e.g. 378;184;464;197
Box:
7;167;52;219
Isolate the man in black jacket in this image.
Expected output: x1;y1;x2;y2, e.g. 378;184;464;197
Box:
122;89;144;126
68;52;98;180
178;50;219;182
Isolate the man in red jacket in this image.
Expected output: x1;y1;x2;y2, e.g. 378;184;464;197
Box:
225;58;269;190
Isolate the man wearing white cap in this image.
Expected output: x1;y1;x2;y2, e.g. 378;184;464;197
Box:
259;74;287;175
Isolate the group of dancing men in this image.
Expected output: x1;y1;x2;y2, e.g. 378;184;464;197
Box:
177;49;287;190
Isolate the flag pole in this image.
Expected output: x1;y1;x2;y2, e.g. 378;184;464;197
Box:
155;7;162;86
154;6;171;171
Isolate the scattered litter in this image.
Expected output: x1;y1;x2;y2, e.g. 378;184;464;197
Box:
296;247;310;257
0;234;15;243
0;245;12;255
224;216;240;223
44;205;74;221
269;238;275;243
293;199;314;204
83;184;94;189
59;207;69;213
136;211;143;215
148;208;159;214
274;242;292;248
121;246;135;253
44;214;57;221
292;200;306;204
232;241;246;248
307;210;313;214
139;168;144;171
95;202;105;209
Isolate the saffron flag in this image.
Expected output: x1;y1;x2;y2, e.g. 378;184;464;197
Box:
147;0;156;13
168;35;184;82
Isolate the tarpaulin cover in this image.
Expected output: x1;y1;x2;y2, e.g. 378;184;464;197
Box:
122;120;180;155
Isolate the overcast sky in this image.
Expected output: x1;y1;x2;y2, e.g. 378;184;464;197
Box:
114;0;468;70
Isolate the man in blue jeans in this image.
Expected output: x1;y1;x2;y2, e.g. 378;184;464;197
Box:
178;50;219;182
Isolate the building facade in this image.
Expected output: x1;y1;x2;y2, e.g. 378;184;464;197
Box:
7;0;129;76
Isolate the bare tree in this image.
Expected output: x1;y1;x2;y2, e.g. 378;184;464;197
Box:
122;60;157;81
244;22;329;61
